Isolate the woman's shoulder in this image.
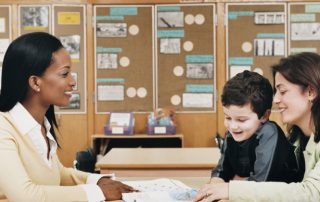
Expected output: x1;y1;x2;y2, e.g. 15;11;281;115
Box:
0;112;10;125
0;112;13;126
0;112;18;137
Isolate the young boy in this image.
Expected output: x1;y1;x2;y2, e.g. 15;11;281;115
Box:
211;71;302;183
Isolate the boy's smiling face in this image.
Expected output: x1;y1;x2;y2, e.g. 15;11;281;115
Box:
223;103;266;142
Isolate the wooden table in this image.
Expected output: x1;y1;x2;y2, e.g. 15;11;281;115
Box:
96;147;220;177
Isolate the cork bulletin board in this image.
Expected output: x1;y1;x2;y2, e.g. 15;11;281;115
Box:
226;3;286;84
53;5;86;114
94;5;154;113
156;4;216;112
18;4;51;35
0;5;11;70
289;3;320;55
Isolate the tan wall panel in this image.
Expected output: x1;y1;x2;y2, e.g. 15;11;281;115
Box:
95;6;154;112
56;115;88;166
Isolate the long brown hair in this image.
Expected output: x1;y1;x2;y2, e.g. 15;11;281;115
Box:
272;52;320;143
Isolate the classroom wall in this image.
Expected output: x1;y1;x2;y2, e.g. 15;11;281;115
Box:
2;0;318;166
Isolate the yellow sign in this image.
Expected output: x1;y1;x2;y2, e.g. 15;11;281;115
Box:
24;26;47;31
58;12;80;25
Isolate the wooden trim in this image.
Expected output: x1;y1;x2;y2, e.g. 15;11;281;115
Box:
216;2;227;137
86;3;95;146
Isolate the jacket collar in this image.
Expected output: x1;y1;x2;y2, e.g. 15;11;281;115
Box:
8;102;51;136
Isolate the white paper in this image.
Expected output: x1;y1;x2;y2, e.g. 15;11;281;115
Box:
123;178;191;192
186;63;213;79
122;178;194;202
182;93;213;108
160;38;181;54
21;6;49;27
273;39;285;56
59;35;80;59
112;127;124;134
157;12;184;28
254;39;284;56
230;65;251;78
0;39;10;62
97;23;127;37
254;12;285;24
291;23;320;40
97;85;124;101
109;113;131;127
0;18;5;33
71;72;78;90
97;53;118;69
154;127;166;134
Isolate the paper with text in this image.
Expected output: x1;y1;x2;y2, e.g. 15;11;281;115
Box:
122;178;197;202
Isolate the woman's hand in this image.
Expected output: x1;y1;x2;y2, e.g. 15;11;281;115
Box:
97;177;137;200
209;177;225;184
193;183;229;202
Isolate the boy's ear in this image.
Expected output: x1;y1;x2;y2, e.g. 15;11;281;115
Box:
260;109;271;123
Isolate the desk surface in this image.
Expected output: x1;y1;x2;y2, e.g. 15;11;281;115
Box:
109;177;208;202
96;147;220;169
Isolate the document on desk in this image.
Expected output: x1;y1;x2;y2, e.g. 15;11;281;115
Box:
122;178;197;202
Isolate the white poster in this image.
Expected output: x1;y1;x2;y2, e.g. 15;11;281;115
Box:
96;23;127;37
59;35;80;59
97;85;124;101
160;38;181;54
0;39;10;62
255;12;285;24
0;18;5;33
254;39;284;56
109;113;131;127
186;63;213;79
21;6;49;27
230;66;251;78
182;93;213;108
291;23;320;40
97;53;118;69
157;12;184;28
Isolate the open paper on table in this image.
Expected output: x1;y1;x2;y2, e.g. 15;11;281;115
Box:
122;178;197;202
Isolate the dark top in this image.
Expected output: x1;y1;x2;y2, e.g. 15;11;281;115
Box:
211;121;303;183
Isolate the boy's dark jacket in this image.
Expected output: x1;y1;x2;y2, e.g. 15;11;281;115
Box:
212;121;303;183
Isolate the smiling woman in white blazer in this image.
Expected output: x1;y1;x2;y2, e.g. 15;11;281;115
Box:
0;32;135;202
